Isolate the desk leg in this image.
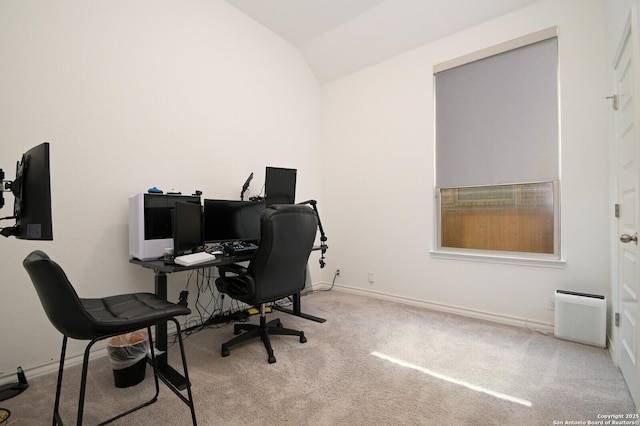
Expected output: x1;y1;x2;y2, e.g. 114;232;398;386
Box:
154;271;187;390
273;292;326;323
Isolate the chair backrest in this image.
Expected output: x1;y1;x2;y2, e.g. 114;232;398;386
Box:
23;250;98;339
249;204;318;303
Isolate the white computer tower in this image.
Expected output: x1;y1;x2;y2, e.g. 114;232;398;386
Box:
128;193;200;261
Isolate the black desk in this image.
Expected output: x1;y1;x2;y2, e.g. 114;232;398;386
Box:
130;249;325;389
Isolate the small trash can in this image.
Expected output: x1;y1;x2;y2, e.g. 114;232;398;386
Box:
107;330;149;388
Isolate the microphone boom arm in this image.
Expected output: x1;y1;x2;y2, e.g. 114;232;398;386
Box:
298;199;328;268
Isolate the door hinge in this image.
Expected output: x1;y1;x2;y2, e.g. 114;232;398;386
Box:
615;203;620;218
615;312;620;327
607;94;619;111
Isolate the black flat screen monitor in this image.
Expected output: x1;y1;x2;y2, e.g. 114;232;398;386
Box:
172;201;203;256
203;199;265;243
1;142;53;240
265;167;296;207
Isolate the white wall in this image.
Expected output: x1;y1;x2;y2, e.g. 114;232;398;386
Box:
0;0;322;379
320;0;610;327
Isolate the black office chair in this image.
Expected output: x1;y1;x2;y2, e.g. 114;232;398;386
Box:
22;250;197;425
215;204;318;363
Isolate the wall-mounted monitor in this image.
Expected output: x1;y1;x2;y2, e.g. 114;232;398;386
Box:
265;166;296;207
1;142;53;240
203;199;265;243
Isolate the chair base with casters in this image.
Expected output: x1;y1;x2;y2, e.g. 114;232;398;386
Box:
22;250;197;426
221;303;307;364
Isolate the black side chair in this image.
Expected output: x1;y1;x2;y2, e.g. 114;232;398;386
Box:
22;250;197;425
215;204;318;363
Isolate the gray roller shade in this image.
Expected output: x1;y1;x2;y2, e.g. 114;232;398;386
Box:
435;30;558;188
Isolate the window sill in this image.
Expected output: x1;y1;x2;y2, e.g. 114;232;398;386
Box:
430;249;566;268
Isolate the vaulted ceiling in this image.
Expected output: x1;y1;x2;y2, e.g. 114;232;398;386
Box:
225;0;545;83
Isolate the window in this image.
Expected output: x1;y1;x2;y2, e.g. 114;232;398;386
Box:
434;28;559;259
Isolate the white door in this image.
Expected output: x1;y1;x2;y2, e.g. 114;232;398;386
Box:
614;14;640;409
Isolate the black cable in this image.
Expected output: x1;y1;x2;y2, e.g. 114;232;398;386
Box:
297;269;339;299
195;267;219;321
327;269;338;291
185;268;215;333
179;266;249;336
165;265;260;348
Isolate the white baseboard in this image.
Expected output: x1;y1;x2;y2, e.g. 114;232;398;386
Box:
0;344;109;386
310;282;554;333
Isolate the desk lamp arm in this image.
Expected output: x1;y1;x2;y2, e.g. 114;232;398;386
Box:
240;172;253;201
297;199;328;268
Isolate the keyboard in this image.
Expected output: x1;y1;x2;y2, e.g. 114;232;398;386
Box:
174;251;216;266
223;242;259;255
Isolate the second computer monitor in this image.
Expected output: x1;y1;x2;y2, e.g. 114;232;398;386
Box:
203;199;265;243
265;166;296;207
172;201;203;256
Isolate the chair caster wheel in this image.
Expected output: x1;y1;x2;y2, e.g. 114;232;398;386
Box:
221;347;230;357
268;355;276;364
300;336;307;343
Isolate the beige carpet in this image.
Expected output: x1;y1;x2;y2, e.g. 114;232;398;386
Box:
2;290;635;425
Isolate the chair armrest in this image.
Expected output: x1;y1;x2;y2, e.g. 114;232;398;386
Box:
215;264;255;300
218;263;249;277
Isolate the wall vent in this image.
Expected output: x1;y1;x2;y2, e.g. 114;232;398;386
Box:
554;290;606;348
